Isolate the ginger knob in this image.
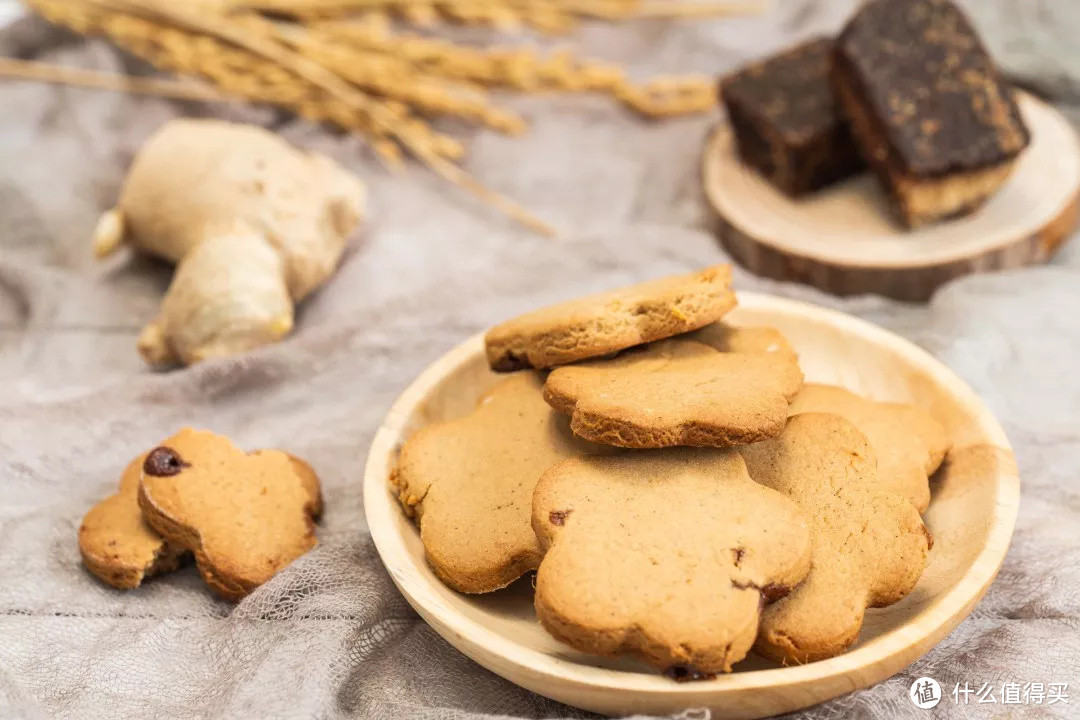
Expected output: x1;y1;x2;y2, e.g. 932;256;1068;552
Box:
95;119;366;368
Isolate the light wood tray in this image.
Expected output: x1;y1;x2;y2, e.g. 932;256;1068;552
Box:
704;93;1080;301
363;293;1019;718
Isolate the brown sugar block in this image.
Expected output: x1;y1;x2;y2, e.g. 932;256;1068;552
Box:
78;453;186;590
720;37;862;196
832;0;1030;227
788;383;949;512
532;448;812;675
138;428;320;602
543;338;803;448
741;414;931;664
390;372;609;594
484;265;736;372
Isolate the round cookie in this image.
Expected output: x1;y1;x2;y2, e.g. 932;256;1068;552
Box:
740;413;932;664
391;372;609;594
78;453;187;590
532;448;812;675
138;428;321;602
787;383;949;512
543;338;803;448
484;265;736;371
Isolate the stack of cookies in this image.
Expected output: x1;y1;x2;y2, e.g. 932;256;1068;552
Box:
80;429;322;601
391;265;950;677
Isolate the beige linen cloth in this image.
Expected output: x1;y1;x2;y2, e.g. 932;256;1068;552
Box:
1;2;1079;718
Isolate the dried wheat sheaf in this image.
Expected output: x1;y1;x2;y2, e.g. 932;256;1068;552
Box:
15;0;762;233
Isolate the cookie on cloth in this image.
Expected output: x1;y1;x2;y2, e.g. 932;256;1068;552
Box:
788;383;949;512
532;448;812;675
79;452;187;590
543;338;803;448
391;372;608;594
484;265;736;372
137;428;322;602
741;413;932;664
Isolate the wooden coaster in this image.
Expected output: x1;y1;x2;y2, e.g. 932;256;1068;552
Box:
703;92;1080;302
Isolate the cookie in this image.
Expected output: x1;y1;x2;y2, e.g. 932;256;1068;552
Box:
543;338;803;448
532;448;812;675
391;372;607;593
78;453;186;590
137;428;321;602
788;383;949;512
690;322;798;360
484;265;736;372
279;452;324;521
741;413;932;664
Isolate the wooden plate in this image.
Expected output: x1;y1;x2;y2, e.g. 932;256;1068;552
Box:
704;93;1080;301
363;293;1019;719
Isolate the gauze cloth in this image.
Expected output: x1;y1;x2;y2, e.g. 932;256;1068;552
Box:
1;2;1079;718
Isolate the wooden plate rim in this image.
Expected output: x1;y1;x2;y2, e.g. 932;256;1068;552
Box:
363;292;1020;708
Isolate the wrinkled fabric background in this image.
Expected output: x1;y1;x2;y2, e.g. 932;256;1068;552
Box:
1;1;1079;718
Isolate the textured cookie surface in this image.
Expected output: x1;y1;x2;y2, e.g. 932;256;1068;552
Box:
543;338;803;448
532;448;812;675
741;413;932;664
484;265;736;371
79;453;186;590
689;323;798;360
391;372;607;593
137;428;321;602
788;383;949;512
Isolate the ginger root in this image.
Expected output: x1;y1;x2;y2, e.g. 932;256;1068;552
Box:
95;119;366;367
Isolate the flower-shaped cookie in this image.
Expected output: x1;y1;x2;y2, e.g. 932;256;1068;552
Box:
788;384;949;511
741;413;932;663
533;448;812;674
138;428;321;601
79;452;186;590
391;372;608;593
484;265;736;371
543;338;803;448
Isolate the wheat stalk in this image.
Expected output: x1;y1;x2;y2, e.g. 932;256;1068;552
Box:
10;0;754;234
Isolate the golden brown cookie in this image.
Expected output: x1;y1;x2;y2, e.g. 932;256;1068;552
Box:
280;453;324;521
391;372;607;593
532;448;812;675
543;338;803;448
741;413;932;664
788;383;949;512
484;265;736;372
78;453;187;590
690;322;798;361
137;429;321;602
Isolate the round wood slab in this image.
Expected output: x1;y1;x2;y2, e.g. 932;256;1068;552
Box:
704;93;1080;301
364;293;1020;719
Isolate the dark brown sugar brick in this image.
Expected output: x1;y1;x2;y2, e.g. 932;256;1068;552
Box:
720;37;862;196
833;0;1031;227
